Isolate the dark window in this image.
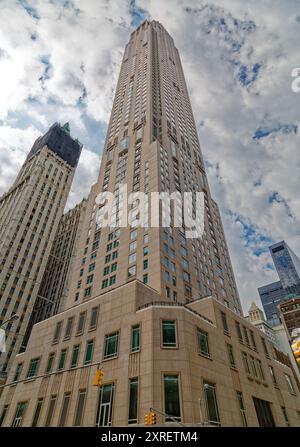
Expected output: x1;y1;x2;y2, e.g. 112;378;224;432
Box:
164;375;181;421
46;353;55;373
32;398;43;427
128;378;138;424
58;349;67;370
227;344;236;368
73;390;86;426
131;325;140;353
162;320;177;347
236;392;247;427
53;321;63;343
84;340;94;365
11;402;27;427
90;307;99;330
104;332;119;359
197;329;210;357
76;312;86;335
64;317;74;339
0;405;9;427
203;382;220;426
220;312;229;334
45;396;57;427
252;397;275;427
58;393;71;427
71;345;80;368
26;358;40;378
13;363;23;382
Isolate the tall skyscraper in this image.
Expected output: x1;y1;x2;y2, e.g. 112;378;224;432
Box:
1;21;299;428
64;19;242;315
0;122;82;375
258;281;286;326
270;241;300;296
21;198;88;348
258;241;300;326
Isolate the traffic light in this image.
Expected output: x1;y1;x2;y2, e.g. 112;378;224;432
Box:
93;369;104;387
144;413;151;426
292;339;300;365
149;411;156;425
144;411;157;425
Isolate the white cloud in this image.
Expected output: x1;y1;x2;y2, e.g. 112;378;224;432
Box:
1;0;300;316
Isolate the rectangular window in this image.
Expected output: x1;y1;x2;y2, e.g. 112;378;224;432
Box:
269;366;278;387
236;391;247;427
11;402;27;427
143;274;148;284
256;359;265;381
250;330;257;350
197;329;210;357
104;332;119;359
0;405;9;427
96;383;115;427
128;378;139;424
252;397;275;427
73;389;86;426
58;349;67;370
84;287;92;298
71;345;80;368
128;253;136;264
261;337;269;358
203;382;220;426
64;317;74;340
242;352;251;375
249;356;258;377
53;321;63;343
285;374;295;394
46;352;55;373
32;398;44;427
164;375;181;421
58;393;71;427
26;358;40;378
76;311;86;335
13;363;23;382
90;306;99;330
84;340;94;365
45;396;57;427
162;320;177;348
227;344;236;368
220;312;229;334
243;327;250;346
281;407;290;426
131;325;140;352
235;322;243;343
128;265;136;277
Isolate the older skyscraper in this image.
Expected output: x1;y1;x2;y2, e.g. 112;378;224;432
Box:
0;122;82;375
1;21;299;428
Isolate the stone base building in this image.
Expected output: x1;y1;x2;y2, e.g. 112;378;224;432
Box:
0;280;299;427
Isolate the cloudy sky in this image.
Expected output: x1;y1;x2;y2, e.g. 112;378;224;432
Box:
1;0;299;314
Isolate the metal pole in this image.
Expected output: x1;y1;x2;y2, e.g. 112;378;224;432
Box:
149;406;186;427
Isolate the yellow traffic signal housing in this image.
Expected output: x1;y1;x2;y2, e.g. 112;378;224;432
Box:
292;339;300;359
149;411;156;425
144;413;151;425
93;369;104;387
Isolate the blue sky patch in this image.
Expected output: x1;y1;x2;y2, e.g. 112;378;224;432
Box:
130;0;147;27
238;63;261;86
253;123;297;140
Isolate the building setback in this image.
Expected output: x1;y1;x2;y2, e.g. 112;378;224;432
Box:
0;20;299;427
0;123;82;375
